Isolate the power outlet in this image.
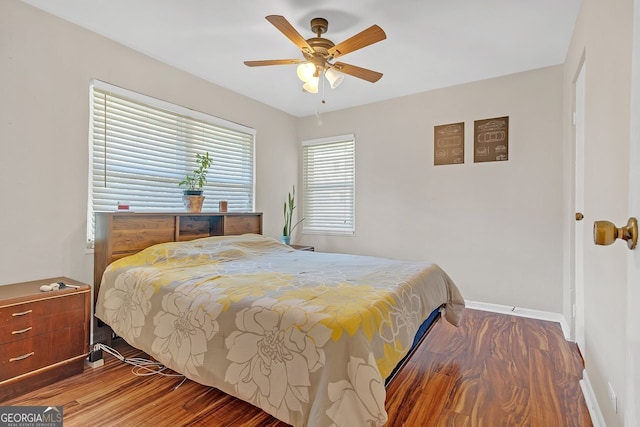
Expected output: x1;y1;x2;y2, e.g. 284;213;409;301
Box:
608;382;617;413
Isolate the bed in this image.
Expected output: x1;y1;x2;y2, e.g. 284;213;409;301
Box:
94;233;464;427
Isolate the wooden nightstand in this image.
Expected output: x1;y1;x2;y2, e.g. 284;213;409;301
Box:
0;277;91;401
289;244;315;251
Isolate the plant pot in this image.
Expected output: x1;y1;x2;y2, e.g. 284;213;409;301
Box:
183;190;203;196
281;235;291;245
182;195;205;213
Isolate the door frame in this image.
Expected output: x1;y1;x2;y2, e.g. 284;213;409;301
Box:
573;57;586;354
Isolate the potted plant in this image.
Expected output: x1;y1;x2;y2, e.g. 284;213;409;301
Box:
282;185;304;245
179;152;212;212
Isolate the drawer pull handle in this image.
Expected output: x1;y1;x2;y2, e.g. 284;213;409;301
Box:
12;310;33;317
12;327;33;335
9;352;34;362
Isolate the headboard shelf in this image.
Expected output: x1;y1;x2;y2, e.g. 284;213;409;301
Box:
94;211;263;302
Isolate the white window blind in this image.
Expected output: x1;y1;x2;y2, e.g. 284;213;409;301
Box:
88;81;255;241
302;135;355;235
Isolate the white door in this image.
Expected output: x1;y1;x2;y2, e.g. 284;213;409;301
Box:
574;61;586;353
625;0;640;423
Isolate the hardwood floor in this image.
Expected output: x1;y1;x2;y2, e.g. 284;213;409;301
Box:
1;309;592;426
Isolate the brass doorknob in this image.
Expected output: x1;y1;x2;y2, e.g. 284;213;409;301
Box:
576;212;584;221
593;217;638;250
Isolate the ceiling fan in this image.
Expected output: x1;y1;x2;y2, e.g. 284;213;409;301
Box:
244;15;387;93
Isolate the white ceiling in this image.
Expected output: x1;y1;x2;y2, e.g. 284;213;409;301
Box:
21;0;580;118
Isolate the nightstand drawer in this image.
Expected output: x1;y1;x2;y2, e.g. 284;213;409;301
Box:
0;293;86;344
0;323;86;381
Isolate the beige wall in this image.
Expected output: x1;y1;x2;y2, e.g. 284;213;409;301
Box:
0;0;298;286
563;0;634;425
297;66;565;313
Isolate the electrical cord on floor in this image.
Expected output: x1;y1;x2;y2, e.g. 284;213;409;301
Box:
94;343;187;389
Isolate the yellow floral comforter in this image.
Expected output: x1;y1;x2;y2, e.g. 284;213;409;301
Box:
95;234;464;427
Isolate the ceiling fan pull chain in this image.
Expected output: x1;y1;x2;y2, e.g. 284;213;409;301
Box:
322;71;326;104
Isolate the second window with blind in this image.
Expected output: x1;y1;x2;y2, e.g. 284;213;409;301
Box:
302;135;356;235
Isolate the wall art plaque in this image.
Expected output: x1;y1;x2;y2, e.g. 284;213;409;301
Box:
434;122;464;166
474;116;509;163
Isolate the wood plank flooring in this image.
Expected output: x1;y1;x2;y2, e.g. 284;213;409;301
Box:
1;309;592;426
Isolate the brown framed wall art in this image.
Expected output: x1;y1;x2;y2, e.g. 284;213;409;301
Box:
434;122;465;165
474;116;509;163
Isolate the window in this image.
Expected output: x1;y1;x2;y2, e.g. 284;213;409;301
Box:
88;80;255;243
302;135;355;235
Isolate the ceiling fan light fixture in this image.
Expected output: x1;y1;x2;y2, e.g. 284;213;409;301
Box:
245;15;386;92
296;63;316;82
303;76;319;93
325;68;344;89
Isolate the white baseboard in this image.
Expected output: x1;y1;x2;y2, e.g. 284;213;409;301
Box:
464;300;571;340
580;369;606;427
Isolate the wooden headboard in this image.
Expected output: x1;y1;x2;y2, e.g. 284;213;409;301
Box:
93;212;263;303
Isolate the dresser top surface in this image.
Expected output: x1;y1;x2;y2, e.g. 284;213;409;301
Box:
0;277;90;307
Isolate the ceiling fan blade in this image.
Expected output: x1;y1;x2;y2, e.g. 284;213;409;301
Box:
328;25;387;58
244;59;305;67
333;62;383;83
265;15;314;54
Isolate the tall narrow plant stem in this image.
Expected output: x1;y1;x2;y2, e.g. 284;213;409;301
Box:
283;185;297;237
